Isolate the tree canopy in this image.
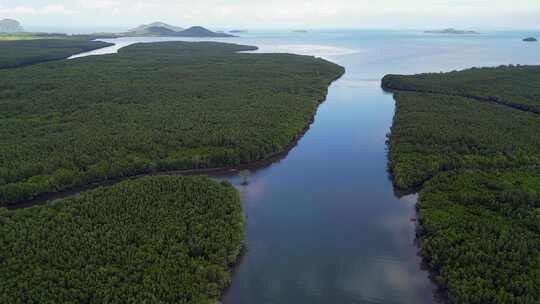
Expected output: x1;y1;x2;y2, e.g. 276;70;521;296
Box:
0;176;244;303
0;41;344;205
385;65;540;303
0;38;113;69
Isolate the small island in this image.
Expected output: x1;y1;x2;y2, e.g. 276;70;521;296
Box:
293;30;309;33
425;28;479;35
230;30;248;33
523;37;538;42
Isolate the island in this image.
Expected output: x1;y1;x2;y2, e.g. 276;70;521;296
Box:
523;37;538;42
0;18;23;33
230;29;248;33
293;30;309;33
382;65;540;304
127;22;235;37
424;28;479;34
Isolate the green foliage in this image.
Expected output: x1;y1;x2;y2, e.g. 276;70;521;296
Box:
387;92;540;188
0;41;344;205
385;65;540;303
0;38;113;68
383;65;540;113
419;170;540;304
0;176;244;303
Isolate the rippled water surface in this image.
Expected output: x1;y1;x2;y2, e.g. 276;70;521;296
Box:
74;30;540;304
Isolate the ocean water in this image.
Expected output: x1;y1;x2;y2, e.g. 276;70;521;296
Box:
73;30;540;304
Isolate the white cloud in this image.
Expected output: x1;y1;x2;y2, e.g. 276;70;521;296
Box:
0;4;73;16
1;0;539;29
79;0;120;9
132;1;160;12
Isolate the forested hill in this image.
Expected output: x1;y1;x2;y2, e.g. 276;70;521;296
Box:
382;65;540;114
0;41;344;206
384;66;540;303
0;176;244;303
0;39;113;69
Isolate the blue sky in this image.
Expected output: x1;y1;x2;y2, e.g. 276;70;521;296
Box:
1;0;539;30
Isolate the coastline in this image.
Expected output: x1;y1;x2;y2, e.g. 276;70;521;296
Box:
383;85;447;303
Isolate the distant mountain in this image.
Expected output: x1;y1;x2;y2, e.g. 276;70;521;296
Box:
425;28;479;35
144;26;179;36
0;19;24;33
127;24;234;38
523;37;538;42
177;26;234;37
129;21;183;34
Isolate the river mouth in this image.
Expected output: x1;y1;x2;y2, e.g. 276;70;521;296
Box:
37;30;540;303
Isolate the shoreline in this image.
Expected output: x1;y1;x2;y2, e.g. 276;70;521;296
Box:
220;241;248;302
381;82;538;304
6;71;345;210
383;86;447;304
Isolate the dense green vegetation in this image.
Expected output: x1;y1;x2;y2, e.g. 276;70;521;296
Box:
387;92;540;189
0;38;113;68
419;170;540;304
385;66;540;303
0;41;344;205
383;65;540;113
0;176;244;303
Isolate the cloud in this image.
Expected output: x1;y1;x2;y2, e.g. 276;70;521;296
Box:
0;4;73;16
132;1;160;12
1;0;539;29
79;0;120;9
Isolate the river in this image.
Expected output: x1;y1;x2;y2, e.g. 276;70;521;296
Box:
71;29;540;304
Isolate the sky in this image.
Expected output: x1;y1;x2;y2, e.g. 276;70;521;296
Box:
1;0;539;31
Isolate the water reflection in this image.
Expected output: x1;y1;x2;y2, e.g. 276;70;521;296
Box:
219;77;436;303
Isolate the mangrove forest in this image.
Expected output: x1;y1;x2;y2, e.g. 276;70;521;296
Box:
383;65;540;304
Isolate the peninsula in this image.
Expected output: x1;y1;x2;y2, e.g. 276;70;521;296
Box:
0;41;344;206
